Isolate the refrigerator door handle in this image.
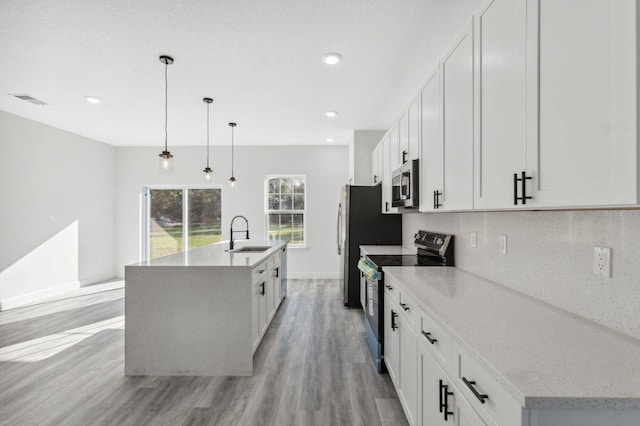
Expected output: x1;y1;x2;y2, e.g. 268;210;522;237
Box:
336;202;342;255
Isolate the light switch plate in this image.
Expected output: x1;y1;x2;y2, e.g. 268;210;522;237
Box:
470;232;477;248
593;247;611;277
499;235;507;255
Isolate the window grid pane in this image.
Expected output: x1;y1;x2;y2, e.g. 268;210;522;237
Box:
266;176;305;245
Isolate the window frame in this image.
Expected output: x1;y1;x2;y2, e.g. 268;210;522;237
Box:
264;175;307;248
142;184;224;261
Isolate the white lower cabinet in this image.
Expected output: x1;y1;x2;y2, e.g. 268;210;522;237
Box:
252;250;285;354
384;292;400;384
398;304;418;425
419;341;492;426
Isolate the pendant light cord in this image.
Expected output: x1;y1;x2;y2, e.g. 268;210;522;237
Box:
206;102;210;168
164;61;168;151
231;125;234;177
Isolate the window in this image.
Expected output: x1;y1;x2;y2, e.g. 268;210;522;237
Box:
144;186;222;259
266;176;305;246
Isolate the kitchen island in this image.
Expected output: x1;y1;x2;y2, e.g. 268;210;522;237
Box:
125;240;287;376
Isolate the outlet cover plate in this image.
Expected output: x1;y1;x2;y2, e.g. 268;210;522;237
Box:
593;247;611;277
499;235;507;255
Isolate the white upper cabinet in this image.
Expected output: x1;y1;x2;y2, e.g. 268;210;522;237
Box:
419;66;444;212
441;18;475;211
408;97;420;162
473;0;529;209
383;133;400;214
389;122;401;171
371;143;381;185
530;0;638;207
399;112;409;165
399;97;421;165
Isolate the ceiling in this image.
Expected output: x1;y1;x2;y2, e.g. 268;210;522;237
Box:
0;0;481;147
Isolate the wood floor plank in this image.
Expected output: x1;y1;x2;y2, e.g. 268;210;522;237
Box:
0;279;407;425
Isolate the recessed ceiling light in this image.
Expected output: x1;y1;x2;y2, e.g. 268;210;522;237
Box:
325;111;338;117
326;138;335;143
322;53;343;65
85;96;102;104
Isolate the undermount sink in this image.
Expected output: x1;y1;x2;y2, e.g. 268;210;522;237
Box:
230;246;271;253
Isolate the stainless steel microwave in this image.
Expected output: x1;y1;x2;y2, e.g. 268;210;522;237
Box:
391;159;419;208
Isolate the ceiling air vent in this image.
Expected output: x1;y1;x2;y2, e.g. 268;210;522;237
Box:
10;94;49;106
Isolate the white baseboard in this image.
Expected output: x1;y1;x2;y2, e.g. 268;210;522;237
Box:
79;273;117;287
0;281;81;311
287;272;340;279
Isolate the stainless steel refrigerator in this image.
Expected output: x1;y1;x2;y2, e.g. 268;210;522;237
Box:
337;185;402;307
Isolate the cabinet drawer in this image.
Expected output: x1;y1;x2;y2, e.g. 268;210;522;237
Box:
419;308;451;371
398;291;420;331
383;273;400;307
252;262;267;283
455;344;522;425
269;252;280;269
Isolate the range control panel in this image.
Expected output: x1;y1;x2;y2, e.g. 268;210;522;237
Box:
414;230;453;260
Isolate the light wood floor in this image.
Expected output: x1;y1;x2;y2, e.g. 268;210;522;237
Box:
0;279;408;425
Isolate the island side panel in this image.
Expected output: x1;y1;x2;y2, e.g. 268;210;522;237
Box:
125;265;253;376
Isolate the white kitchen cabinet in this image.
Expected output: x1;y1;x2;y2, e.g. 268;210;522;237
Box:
440;18;474;211
475;0;638;209
384;292;400;385
399;111;409;165
419;66;443;212
529;0;638;208
398;298;418;425
371;143;381;185
382;133;400;214
419;341;491;426
389;122;401;172
251;279;261;352
408;97;420;162
473;0;529;209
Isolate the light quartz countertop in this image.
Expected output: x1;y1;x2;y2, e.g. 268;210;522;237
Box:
129;240;287;268
383;266;640;410
359;245;416;256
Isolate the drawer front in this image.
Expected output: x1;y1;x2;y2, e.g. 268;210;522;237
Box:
383;273;400;307
456;344;522;425
270;251;281;269
419;308;452;372
398;291;420;331
252;261;267;283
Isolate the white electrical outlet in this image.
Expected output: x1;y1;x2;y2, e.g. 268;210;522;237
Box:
593;247;612;277
499;235;507;255
470;232;477;248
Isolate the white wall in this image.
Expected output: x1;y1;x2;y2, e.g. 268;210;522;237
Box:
403;210;640;340
348;130;384;185
0;110;115;309
115;145;348;278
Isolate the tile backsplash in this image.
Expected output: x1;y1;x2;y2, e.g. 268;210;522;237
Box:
403;209;640;340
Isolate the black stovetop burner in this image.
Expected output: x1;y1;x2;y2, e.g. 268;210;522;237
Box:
366;254;446;268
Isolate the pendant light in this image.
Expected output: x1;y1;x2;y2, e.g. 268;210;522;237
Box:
202;97;214;183
158;55;174;173
228;122;237;188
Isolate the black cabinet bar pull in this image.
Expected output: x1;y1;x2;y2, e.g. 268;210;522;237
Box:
391;310;398;331
385;201;389;212
374;174;378;183
441;381;454;421
275;268;279;278
462;377;489;403
514;171;532;205
402;150;408;164
400;302;410;311
421;331;438;344
385;285;393;291
259;282;265;296
439;379;444;413
434;190;442;209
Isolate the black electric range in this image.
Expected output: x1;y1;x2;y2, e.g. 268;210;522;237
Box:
361;230;454;373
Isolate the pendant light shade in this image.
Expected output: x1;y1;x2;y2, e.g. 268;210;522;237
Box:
202;97;214;184
228;122;237;189
158;55;174;173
